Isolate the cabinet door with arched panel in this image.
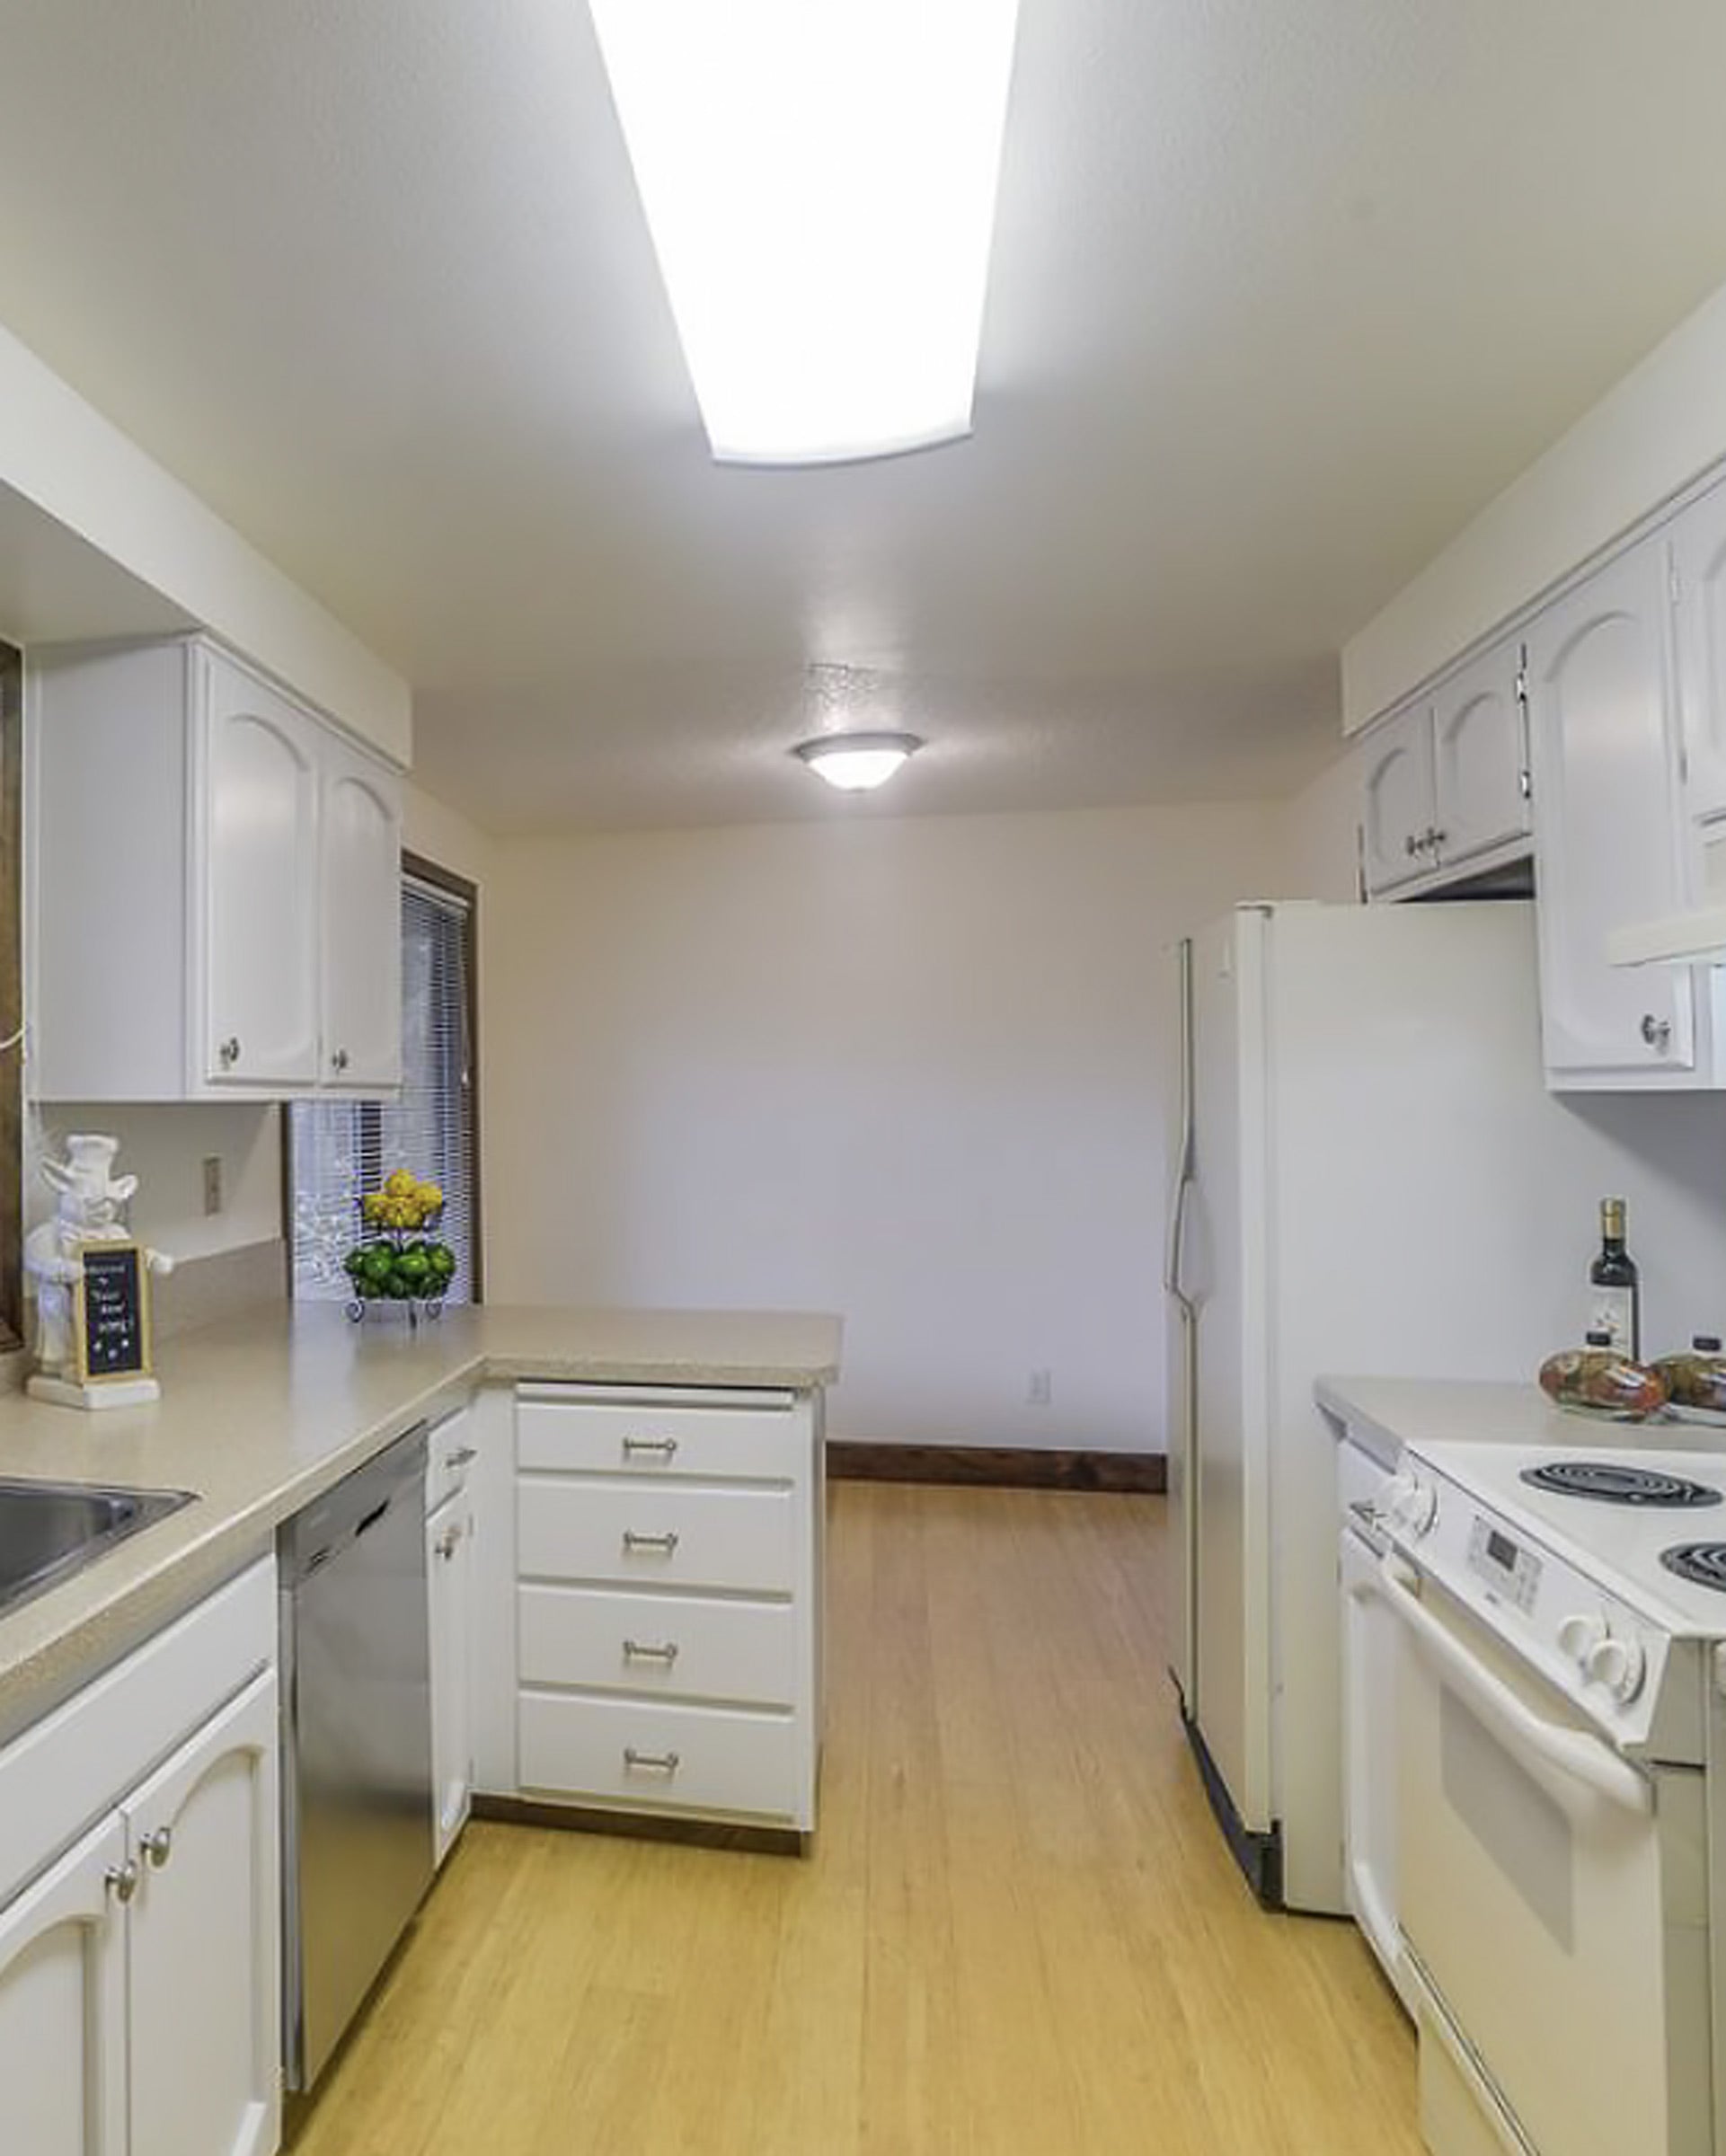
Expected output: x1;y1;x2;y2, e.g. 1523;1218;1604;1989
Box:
123;1672;280;2156
0;1812;128;2156
1431;639;1529;870
319;738;403;1091
1672;479;1726;827
1359;701;1436;896
201;650;321;1088
1527;541;1700;1085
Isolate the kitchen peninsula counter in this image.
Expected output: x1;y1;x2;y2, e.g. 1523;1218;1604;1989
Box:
0;1302;842;1739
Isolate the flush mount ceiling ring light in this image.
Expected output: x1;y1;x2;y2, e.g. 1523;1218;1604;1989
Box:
793;731;925;792
587;0;1022;465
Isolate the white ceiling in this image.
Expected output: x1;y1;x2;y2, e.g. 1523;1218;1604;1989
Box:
2;2;1726;830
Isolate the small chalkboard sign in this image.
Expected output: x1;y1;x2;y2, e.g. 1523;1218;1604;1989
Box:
73;1240;154;1386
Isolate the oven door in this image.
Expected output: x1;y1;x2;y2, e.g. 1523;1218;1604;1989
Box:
1380;1554;1709;2156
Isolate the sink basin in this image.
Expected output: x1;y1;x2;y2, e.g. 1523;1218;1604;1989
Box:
0;1479;198;1621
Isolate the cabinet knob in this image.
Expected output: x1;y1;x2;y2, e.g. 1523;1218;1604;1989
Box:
331;1047;350;1074
218;1036;242;1068
444;1445;478;1470
142;1825;173;1869
1429;827;1447;851
105;1860;139;1904
436;1524;462;1560
1404;834;1418;857
1641;1012;1673;1053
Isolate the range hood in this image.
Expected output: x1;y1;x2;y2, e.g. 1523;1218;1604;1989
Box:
1611;828;1726;965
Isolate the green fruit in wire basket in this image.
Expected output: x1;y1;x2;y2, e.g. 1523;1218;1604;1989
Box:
427;1243;456;1281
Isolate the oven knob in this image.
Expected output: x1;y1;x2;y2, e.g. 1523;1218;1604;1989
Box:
1558;1613;1607;1668
1585;1633;1647;1705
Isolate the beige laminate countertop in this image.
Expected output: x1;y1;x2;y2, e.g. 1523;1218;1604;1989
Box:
0;1301;842;1740
1315;1372;1726;1471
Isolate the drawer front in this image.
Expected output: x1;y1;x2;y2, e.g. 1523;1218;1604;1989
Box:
518;1481;794;1594
0;1555;276;1909
424;1401;479;1514
518;1691;800;1820
518;1393;801;1484
518;1584;798;1708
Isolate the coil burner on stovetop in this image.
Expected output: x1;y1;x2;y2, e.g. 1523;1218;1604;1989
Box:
1519;1461;1724;1507
1660;1543;1726;1591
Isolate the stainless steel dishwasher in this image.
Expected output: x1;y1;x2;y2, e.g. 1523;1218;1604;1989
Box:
279;1422;433;2090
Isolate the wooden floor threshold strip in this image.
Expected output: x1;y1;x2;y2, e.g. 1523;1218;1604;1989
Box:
826;1440;1164;1492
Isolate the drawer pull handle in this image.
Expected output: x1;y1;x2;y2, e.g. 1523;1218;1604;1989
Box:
624;1747;681;1774
623;1638;680;1666
623;1436;680;1460
623;1529;680;1555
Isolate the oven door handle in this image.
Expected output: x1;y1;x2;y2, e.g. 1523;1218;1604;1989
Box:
1377;1556;1653;1818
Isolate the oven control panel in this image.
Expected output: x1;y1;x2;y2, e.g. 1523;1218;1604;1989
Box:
1467;1515;1540;1613
1390;1457;1688;1755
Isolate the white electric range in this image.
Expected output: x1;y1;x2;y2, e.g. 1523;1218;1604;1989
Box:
1380;1437;1726;2156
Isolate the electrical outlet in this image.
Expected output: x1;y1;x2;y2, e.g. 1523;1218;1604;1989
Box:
202;1155;223;1216
1027;1367;1052;1408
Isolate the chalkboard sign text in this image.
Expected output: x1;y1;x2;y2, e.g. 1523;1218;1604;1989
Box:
74;1241;153;1384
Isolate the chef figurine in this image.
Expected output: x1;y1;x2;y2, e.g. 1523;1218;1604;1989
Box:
26;1133;174;1409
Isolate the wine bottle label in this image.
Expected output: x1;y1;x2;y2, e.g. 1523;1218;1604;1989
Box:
1589;1287;1635;1356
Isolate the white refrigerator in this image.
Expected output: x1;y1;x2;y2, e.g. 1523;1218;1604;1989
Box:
1164;898;1726;1913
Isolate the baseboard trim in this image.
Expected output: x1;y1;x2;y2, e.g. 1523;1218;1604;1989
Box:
471;1793;805;1858
827;1442;1165;1493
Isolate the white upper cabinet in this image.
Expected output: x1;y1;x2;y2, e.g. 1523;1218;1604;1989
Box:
319;737;403;1091
1431;641;1530;870
203;656;322;1089
1670;477;1726;827
33;637;403;1101
1359;702;1435;895
1358;640;1530;898
1526;538;1711;1088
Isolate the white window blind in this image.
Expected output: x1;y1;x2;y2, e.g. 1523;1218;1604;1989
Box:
290;874;476;1303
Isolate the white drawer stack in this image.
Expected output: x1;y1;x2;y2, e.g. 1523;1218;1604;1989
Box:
514;1383;822;1833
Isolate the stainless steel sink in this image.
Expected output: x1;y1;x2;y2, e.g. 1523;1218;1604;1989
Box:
0;1478;198;1620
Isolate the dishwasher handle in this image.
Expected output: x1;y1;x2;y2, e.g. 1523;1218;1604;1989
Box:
281;1422;429;1581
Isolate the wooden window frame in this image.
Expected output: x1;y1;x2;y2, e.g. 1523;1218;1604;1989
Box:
279;846;482;1303
0;644;22;1352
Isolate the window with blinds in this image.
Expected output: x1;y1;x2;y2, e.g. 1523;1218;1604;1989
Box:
289;871;477;1303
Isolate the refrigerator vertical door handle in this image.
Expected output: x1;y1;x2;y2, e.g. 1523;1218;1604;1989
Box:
1165;939;1197;1312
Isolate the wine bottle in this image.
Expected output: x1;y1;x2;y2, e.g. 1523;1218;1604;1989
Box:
1589;1197;1640;1359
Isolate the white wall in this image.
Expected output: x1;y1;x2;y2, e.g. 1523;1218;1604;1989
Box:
0;323;410;762
404;781;493;891
1277;753;1359;905
483;804;1295;1452
25;1101;282;1264
1344;277;1726;731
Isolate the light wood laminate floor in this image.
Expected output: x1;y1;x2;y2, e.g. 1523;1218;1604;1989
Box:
288;1484;1423;2154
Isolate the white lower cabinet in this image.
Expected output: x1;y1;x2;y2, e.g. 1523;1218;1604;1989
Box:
0;1811;127;2156
512;1383;822;1834
428;1484;474;1869
125;1674;279;2156
0;1560;280;2156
